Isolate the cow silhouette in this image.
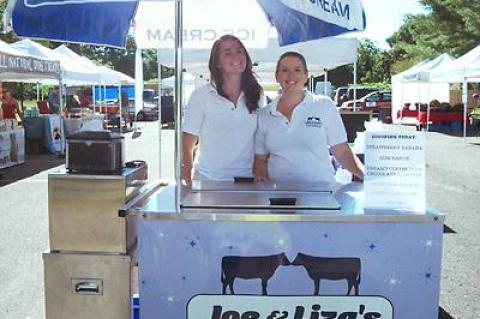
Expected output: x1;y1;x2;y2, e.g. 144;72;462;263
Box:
221;253;290;295
292;252;361;296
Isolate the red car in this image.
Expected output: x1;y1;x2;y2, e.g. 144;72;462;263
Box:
340;91;392;122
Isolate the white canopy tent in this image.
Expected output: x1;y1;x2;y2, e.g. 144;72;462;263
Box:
54;45;135;86
11;39;101;85
429;44;480;137
391;53;454;124
0;39;60;84
161;72;206;104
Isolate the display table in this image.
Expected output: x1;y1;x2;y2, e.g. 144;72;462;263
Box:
132;181;444;319
23;115;67;154
397;109;465;127
0;124;25;169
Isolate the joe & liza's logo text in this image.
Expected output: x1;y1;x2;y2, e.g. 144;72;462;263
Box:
210;303;384;319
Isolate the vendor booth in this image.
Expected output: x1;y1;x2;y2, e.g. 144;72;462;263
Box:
0;39;61;161
4;1;444;319
429;44;480;137
391;53;454;125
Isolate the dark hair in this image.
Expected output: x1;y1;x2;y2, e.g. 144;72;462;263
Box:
275;51;309;76
208;34;262;113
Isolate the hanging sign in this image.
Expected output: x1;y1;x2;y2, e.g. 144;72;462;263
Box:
134;0;271;49
364;131;425;212
0;52;60;76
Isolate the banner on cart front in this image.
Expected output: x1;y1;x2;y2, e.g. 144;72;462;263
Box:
188;295;393;319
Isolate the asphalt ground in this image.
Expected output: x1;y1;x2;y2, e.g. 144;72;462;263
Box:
0;121;478;319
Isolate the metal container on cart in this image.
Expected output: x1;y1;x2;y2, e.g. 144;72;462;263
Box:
132;181;444;319
43;252;134;319
48;164;147;253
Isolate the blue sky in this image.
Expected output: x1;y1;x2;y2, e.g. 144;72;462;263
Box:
352;0;427;49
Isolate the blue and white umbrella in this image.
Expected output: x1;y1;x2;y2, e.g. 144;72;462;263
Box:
3;0;365;48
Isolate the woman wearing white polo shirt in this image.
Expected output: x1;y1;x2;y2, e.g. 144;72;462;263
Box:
254;51;363;184
182;35;264;182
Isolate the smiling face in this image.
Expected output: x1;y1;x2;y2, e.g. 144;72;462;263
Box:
217;38;247;76
275;55;309;93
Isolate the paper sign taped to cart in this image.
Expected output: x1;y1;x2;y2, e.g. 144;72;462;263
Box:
187;295;393;319
364;131;425;212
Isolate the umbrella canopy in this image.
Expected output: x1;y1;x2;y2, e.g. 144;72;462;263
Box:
4;0;365;48
4;0;137;48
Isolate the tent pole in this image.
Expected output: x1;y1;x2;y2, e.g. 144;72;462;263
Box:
36;83;40;101
463;78;468;139
157;49;162;178
119;85;122;135
92;85;96;113
353;61;357;111
324;69;328;96
174;0;184;213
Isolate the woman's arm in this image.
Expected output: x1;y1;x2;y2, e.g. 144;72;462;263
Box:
254;154;268;182
331;142;364;181
182;132;199;183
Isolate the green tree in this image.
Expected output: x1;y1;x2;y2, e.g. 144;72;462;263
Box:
388;0;480;74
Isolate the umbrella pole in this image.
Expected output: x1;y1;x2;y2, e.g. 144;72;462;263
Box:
353;61;357;111
174;0;184;213
157;49;162;178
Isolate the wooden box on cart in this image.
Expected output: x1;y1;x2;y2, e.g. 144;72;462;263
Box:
43;252;134;319
48;166;147;253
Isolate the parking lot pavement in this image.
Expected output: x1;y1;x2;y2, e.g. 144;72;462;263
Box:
0;122;479;318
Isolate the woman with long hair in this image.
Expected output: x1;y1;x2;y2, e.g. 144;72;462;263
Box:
182;34;264;182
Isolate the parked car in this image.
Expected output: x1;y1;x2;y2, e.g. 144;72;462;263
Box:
340;91;392;123
334;86;348;106
128;89;174;123
334;86;379;107
346;86;379;101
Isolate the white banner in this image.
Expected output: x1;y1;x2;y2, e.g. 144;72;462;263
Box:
134;0;271;49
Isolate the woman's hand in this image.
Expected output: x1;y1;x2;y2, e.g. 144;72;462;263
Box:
254;154;268;182
331;143;364;181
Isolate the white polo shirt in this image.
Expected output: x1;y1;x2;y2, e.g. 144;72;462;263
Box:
183;83;263;181
255;93;347;183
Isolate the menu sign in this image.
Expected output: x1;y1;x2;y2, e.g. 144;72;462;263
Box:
364;131;425;212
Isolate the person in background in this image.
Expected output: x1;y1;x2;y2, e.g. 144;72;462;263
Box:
254;51;363;184
47;88;60;114
79;89;93;108
470;93;480;130
120;91;132;128
182;34;264;182
1;90;23;122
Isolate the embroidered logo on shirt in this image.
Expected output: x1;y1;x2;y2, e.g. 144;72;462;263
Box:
305;116;323;128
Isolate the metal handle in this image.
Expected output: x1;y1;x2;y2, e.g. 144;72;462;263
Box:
72;278;103;295
119;181;167;217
